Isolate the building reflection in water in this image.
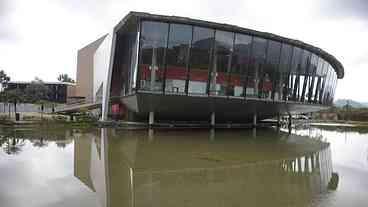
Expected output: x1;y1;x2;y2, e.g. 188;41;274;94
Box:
74;128;335;207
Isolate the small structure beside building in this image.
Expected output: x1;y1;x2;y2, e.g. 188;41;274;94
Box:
6;81;76;103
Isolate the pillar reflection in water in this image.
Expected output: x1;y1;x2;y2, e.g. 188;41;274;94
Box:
74;128;336;207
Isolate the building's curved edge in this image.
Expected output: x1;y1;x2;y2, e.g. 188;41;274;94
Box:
115;11;344;79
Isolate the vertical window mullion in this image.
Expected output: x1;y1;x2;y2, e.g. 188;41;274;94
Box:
301;52;310;102
162;23;170;94
259;39;270;99
185;26;194;95
244;36;254;99
227;32;236;97
293;49;303;101
273;42;282;101
206;29;216;95
136;20;143;91
285;45;294;101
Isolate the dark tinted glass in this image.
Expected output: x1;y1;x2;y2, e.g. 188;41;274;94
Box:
138;21;169;91
313;57;324;103
210;30;234;96
165;24;192;93
277;44;293;101
322;64;333;104
231;34;252;97
307;54;318;102
188;27;215;94
247;37;267;97
319;60;329;104
290;47;302;101
110;22;138;99
299;50;311;101
262;40;281;99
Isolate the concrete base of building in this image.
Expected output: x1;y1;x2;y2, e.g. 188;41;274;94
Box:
98;120;278;129
118;92;327;123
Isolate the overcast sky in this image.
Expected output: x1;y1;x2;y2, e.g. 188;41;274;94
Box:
0;0;367;101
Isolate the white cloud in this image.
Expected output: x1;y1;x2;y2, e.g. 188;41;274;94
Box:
0;0;367;101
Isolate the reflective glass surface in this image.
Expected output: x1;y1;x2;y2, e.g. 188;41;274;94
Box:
210;30;234;96
319;60;329;104
133;20;339;105
312;57;324;103
165;24;192;94
277;44;293;101
299;50;311;102
247;37;267;98
188;27;215;94
138;21;169;92
290;47;303;101
264;40;281;100
231;34;252;97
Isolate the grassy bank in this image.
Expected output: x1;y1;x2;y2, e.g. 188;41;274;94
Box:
0;112;98;129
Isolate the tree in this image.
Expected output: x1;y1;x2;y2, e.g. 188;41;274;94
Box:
0;70;10;91
57;73;75;83
0;70;11;113
6;88;24;114
1;137;25;155
24;78;50;103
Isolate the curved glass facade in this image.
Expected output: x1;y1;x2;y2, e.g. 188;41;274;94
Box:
136;20;338;105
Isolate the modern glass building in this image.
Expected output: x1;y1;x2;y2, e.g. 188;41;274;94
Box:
96;12;344;123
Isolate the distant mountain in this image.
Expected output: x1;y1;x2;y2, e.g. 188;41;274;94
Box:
362;103;368;107
334;99;367;108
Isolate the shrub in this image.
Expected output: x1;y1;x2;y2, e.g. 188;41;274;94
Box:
0;115;8;121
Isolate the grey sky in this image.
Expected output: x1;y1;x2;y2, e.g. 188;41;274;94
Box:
0;0;367;101
320;0;368;19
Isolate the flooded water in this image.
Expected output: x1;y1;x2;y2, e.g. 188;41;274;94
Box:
0;126;367;207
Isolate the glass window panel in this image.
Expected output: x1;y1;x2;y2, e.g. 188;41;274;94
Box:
329;72;334;104
165;24;192;94
329;74;334;104
328;66;335;104
210;30;234;96
263;40;281;100
319;60;329;104
299;50;311;102
307;54;318;102
276;44;293;101
333;76;338;101
323;64;333;104
331;72;337;104
322;64;329;104
231;33;252;97
247;37;267;98
290;47;302;101
313;57;324;103
188;26;215;94
110;26;138;98
138;21;168;92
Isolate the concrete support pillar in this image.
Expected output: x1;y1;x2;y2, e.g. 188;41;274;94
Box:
305;155;310;173
277;113;281;128
288;114;292;133
297;157;302;173
253;113;257;128
210;112;215;128
148;129;154;142
210;129;215;141
149;111;154;127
